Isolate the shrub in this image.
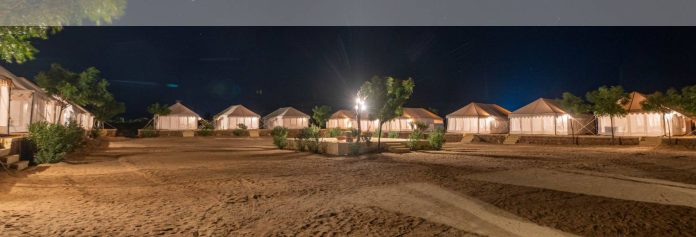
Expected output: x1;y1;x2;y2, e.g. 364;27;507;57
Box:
298;126;321;153
328;127;342;137
428;127;445;150
237;123;248;130
89;128;101;139
271;126;289;149
362;132;372;143
407;130;423;150
197;120;214;136
350;128;359;137
413;121;428;132
232;128;247;136
28;122;86;164
388;131;399;138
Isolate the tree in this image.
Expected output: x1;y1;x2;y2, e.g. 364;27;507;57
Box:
681;85;696;116
147;102;171;129
35;64;123;124
586;85;629;144
556;92;590;145
642;89;682;142
0;0;126;63
358;76;415;149
91;99;125;128
311;105;332;128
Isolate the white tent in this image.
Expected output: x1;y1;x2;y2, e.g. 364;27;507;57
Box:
446;103;511;134
597;92;692;136
214;104;260;130
155;101;201;130
0;66;63;134
262;107;309;129
326;109;379;131
509;98;595;135
381;108;444;132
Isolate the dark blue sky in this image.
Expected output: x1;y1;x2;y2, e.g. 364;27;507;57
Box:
4;27;696;118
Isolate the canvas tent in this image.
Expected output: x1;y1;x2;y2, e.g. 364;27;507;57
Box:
155;101;201;130
381;108;444;132
597;92;692;136
0;66;64;134
509;98;595;135
214;104;260;130
446;103;511;134
262;107;309;129
326;109;379;131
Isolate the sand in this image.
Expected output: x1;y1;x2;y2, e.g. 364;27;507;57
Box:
1;137;696;236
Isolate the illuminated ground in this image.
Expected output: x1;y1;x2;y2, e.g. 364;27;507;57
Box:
1;137;696;236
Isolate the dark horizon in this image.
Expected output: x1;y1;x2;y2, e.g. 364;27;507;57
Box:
4;27;696;119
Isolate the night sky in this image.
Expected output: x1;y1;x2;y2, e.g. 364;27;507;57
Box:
4;27;696;119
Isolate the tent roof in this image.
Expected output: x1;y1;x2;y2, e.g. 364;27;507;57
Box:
0;66;53;100
622;91;649;113
510;98;567;115
401;107;443;120
214;104;260;119
168;101;201;117
263;107;309;120
329;109;370;119
447;103;511;118
329;109;355;119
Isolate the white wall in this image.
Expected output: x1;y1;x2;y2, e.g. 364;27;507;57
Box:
0;85;9;134
264;116;309;129
217;116;259;130
157;115;198;130
598;112;691;136
510;115;569;135
447;117;509;134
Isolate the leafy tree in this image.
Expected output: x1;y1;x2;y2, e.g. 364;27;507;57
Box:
556;92;591;145
586;86;629;143
91;99;125;128
147;103;171;116
147;102;171;129
358;76;415;149
642;89;682;141
311;105;332;128
681;85;696;116
0;0;126;63
35;64;123;125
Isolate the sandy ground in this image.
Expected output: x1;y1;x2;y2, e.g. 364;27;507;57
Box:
1;137;696;236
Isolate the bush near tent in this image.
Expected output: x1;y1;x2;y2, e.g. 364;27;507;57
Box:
28;122;86;164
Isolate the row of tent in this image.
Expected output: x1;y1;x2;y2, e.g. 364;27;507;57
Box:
160;92;694;137
0;66;95;135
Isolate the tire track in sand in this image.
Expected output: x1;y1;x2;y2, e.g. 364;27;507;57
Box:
345;182;575;237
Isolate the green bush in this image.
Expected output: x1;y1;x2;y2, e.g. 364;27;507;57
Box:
237;123;248;130
89;128;101;139
232;123;248;136
28;122;86;164
388;131;399;138
428;127;445;150
197;120;214;136
271;126;289;149
407;130;423;150
297;126;321;153
328;127;342;137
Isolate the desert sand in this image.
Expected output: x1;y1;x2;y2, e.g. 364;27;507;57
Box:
1;137;696;236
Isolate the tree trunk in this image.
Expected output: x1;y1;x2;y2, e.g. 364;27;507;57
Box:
377;122;383;150
570;117;576;145
610;115;615;145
